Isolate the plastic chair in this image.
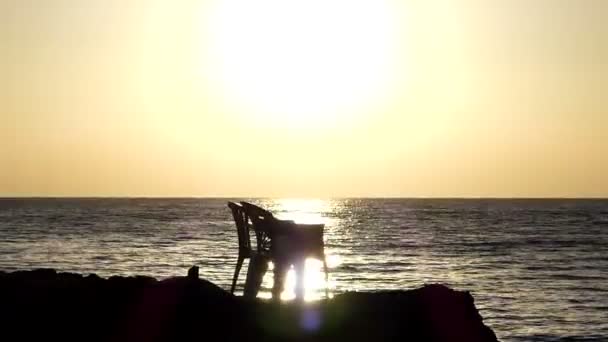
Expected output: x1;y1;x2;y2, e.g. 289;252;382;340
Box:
240;201;330;299
227;202;255;295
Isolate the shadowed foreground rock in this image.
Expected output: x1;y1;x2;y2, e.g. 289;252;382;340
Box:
0;269;497;342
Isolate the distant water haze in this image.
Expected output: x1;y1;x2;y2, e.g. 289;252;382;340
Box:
1;198;607;341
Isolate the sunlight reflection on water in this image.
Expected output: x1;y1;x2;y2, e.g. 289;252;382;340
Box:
255;198;339;301
270;198;329;224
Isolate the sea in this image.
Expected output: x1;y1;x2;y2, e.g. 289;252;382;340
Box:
0;198;606;341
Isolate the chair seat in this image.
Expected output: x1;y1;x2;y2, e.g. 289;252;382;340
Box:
272;224;325;260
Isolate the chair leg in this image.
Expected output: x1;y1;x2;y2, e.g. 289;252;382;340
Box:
272;260;289;301
323;258;329;298
231;255;244;295
244;255;269;299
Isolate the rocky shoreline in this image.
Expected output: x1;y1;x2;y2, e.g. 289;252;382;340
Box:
0;268;498;341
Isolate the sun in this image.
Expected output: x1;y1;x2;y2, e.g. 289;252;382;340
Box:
205;0;396;129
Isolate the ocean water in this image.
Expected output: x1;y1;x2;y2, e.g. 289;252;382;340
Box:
0;198;606;341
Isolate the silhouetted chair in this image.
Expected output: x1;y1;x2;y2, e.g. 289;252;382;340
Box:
238;202;278;254
228;201;263;295
240;201;330;299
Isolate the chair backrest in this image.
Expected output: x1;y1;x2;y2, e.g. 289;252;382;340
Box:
227;201;251;256
240;201;274;219
240;202;274;254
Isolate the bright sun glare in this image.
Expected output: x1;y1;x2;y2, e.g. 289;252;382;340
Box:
207;0;395;129
254;199;342;301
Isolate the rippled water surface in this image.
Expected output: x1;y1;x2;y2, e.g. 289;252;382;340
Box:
1;198;607;341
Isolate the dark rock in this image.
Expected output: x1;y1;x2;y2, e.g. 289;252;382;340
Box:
0;269;498;342
187;265;199;279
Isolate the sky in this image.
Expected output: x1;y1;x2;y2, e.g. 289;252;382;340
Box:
1;0;607;197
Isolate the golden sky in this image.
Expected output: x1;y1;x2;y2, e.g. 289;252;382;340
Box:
2;0;607;197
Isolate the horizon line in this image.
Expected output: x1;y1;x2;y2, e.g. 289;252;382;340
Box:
1;196;607;200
